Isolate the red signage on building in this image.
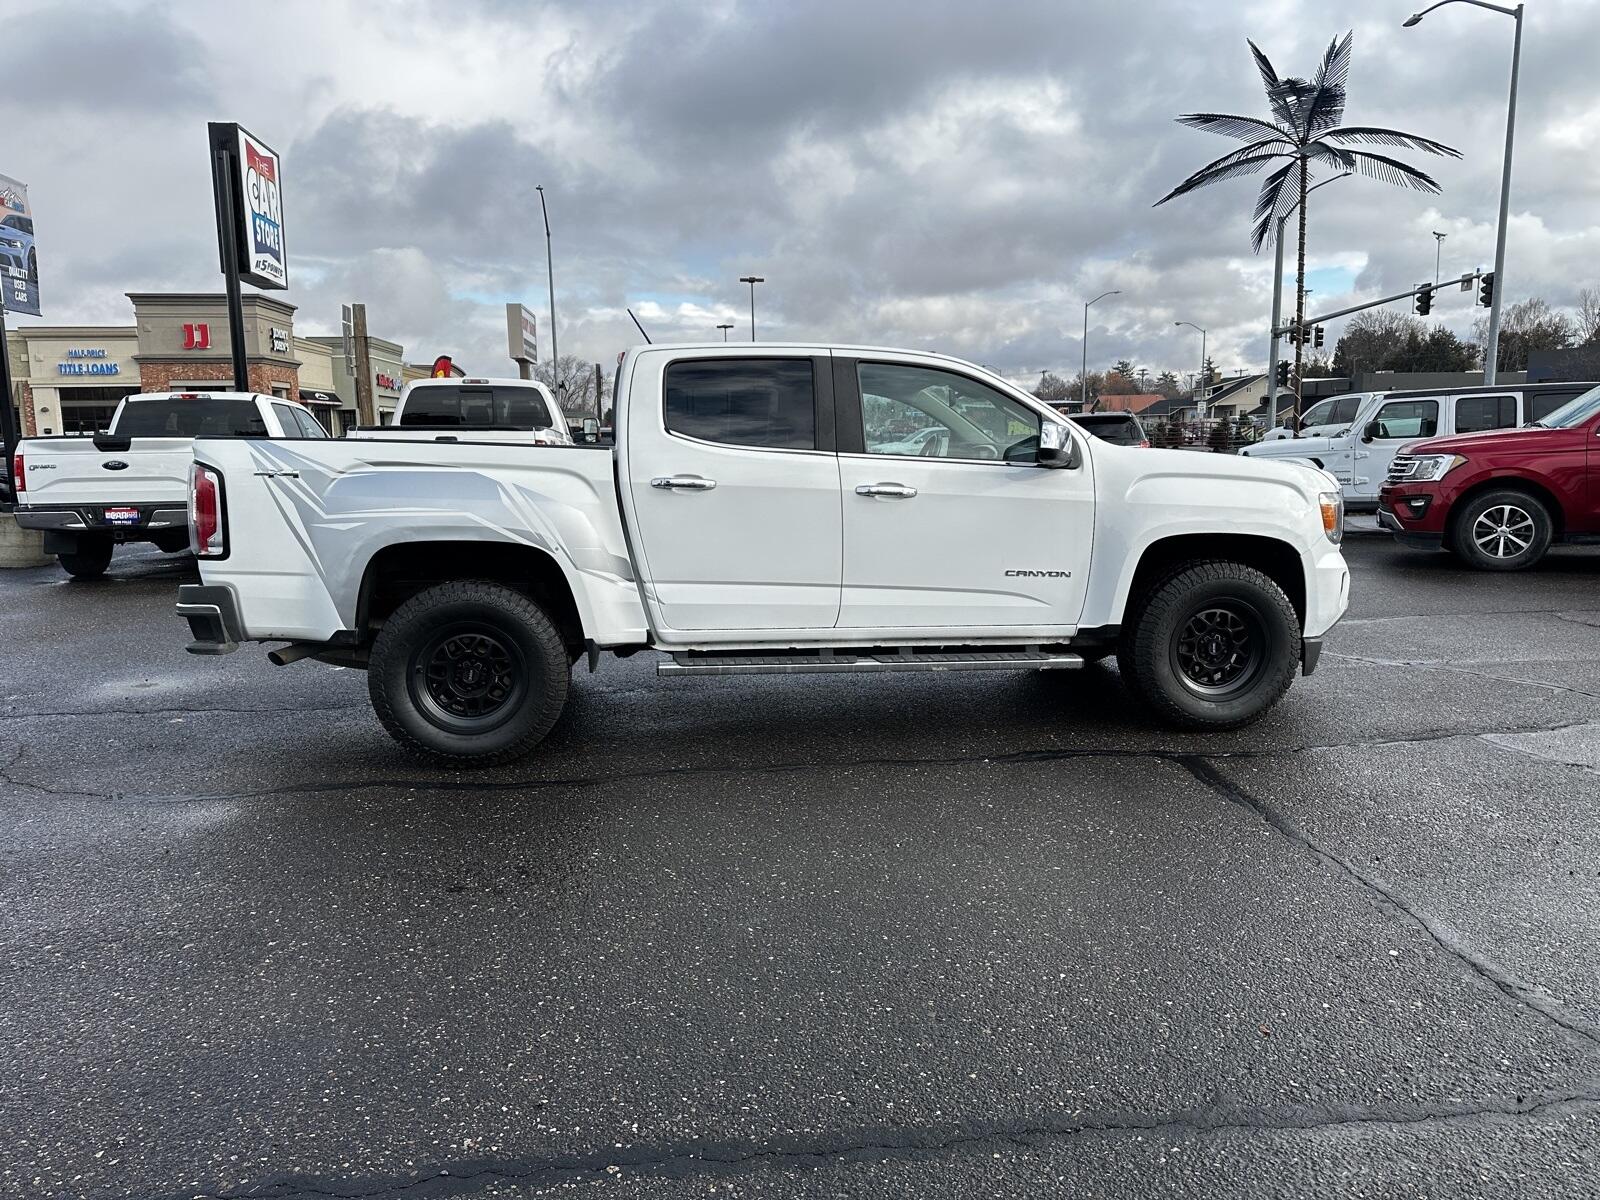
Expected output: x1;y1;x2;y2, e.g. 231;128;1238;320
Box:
376;373;401;391
183;323;211;350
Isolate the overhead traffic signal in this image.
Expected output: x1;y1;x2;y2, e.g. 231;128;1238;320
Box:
1275;361;1290;387
1414;284;1433;317
1313;325;1325;349
1479;272;1495;308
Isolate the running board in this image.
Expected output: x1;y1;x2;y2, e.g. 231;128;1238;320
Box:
658;648;1084;676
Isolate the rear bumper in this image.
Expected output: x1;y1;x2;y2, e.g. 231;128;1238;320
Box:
176;583;243;655
13;503;188;538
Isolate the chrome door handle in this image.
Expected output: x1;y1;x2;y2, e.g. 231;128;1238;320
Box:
651;475;717;491
253;469;300;478
856;483;917;498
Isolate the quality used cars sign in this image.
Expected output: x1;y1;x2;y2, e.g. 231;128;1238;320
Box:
0;172;41;317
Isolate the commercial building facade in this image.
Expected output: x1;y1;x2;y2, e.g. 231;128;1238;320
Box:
5;293;405;437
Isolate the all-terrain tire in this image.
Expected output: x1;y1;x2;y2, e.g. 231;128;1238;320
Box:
1448;489;1553;572
368;580;570;765
58;538;113;579
1117;560;1300;730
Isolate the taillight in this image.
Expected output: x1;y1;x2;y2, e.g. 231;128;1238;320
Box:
11;453;23;495
1140;439;1151;448
189;463;225;557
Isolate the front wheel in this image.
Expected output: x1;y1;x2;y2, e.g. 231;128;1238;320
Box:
58;538;113;579
368;581;571;764
1450;490;1552;571
1117;561;1300;729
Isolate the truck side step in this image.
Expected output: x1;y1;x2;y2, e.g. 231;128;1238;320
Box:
657;647;1084;676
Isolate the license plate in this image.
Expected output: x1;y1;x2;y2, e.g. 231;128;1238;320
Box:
103;507;141;525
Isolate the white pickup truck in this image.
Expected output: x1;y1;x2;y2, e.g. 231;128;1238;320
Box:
13;391;328;578
349;377;573;445
178;344;1350;763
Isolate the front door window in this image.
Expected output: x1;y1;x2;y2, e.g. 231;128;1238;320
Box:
857;363;1040;463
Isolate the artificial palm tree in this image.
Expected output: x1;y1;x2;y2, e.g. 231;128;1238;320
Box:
1154;33;1459;411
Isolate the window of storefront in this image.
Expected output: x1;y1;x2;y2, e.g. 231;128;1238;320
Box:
58;385;141;433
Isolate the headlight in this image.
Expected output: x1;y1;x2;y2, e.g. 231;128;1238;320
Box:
1319;491;1343;544
1409;453;1467;482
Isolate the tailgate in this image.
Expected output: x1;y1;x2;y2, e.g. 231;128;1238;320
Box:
18;437;193;506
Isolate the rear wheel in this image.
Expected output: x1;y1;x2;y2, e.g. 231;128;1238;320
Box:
1117;560;1300;729
368;580;570;764
1450;489;1552;571
58;538;113;579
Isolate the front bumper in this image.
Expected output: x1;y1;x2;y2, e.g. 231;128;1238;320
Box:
1378;482;1450;550
14;503;188;539
176;583;243;655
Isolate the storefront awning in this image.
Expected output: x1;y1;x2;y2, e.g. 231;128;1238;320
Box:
299;390;342;407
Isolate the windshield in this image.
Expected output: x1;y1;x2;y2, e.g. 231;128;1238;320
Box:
1531;384;1600;429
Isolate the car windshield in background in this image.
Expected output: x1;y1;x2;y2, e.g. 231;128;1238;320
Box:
401;386;553;429
1070;414;1145;445
115;398;267;437
1531;384;1600;429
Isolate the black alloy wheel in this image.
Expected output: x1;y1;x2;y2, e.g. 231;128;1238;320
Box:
410;624;528;733
1172;601;1265;699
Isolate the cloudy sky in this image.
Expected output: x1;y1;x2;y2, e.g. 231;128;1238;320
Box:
4;0;1597;385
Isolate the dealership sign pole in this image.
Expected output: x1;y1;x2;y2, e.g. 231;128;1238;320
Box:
207;123;288;394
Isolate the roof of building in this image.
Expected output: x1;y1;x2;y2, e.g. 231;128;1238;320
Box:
1094;393;1165;414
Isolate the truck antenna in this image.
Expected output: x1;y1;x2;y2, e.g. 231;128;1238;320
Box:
626;308;653;344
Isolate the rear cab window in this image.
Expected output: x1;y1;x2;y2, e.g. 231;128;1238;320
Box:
664;358;817;449
401;385;554;430
113;397;267;437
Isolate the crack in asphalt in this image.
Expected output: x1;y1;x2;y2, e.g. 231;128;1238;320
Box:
1174;755;1600;1053
3;717;1597;806
1326;651;1600;701
0;701;369;721
143;1089;1600;1200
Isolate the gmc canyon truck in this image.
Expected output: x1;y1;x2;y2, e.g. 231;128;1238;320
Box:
12;391;326;578
178;344;1350;763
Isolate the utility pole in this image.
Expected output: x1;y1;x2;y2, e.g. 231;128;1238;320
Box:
739;276;764;339
352;302;375;426
537;186;559;396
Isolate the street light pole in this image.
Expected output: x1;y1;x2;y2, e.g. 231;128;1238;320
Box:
739;276;764;340
717;323;734;341
1081;289;1120;411
1404;0;1523;384
536;185;559;393
1433;231;1447;288
1175;321;1206;419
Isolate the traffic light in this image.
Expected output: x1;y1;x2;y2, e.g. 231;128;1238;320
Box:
1313;325;1325;349
1479;272;1495;308
1414;285;1433;317
1275;361;1290;387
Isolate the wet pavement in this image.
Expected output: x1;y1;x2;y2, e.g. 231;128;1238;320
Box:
2;531;1598;1199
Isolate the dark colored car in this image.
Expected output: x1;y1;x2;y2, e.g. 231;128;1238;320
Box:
1069;412;1150;447
1377;383;1600;570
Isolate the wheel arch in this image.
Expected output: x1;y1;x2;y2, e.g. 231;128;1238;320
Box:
1121;533;1306;628
357;541;587;653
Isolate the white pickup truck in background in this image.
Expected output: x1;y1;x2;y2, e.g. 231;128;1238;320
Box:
12;391;327;578
179;343;1350;763
348;376;573;445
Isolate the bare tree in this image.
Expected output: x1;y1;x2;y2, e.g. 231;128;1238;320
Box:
533;355;598;417
1473;298;1575;374
1032;371;1073;403
1578;287;1600;347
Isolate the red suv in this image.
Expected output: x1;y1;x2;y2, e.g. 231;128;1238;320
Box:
1378;383;1600;570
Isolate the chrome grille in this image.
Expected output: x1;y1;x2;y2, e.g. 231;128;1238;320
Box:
1387;454;1423;484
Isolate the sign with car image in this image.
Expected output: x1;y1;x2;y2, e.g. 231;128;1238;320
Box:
0;172;41;317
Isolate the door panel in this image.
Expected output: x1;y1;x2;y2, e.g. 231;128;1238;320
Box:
836;358;1092;630
1353;397;1440;499
623;352;843;633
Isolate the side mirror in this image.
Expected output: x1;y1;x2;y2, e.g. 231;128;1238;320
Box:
582;417;599;442
1361;420;1380;443
1037;422;1080;469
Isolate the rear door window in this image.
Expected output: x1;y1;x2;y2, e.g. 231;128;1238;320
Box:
400;385;553;429
664;358;816;450
1453;394;1517;434
115;398;267;437
1370;399;1438;440
290;407;328;438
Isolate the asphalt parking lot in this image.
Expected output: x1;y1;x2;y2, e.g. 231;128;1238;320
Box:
3;529;1599;1199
